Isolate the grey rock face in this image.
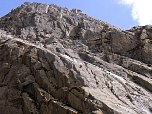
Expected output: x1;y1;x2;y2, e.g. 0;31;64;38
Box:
0;2;152;114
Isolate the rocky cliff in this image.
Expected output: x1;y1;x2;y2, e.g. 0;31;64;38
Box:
0;2;152;114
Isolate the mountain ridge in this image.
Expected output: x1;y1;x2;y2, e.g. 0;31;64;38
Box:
0;2;152;114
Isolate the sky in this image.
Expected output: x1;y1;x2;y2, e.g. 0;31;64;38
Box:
0;0;150;29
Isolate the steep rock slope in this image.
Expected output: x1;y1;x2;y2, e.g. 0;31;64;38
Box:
0;2;152;114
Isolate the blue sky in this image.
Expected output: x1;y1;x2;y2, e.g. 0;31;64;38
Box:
0;0;139;29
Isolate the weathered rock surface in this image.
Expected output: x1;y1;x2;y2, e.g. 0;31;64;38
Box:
0;2;152;114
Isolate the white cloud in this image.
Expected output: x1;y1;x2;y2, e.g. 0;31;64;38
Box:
118;0;152;25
